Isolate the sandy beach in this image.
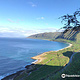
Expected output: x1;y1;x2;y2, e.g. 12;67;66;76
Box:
56;43;72;52
2;43;72;80
31;43;72;64
31;51;53;64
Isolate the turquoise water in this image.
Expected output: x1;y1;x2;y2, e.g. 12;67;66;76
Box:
0;38;69;79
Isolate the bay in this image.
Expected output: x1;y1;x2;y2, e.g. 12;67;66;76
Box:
0;38;69;79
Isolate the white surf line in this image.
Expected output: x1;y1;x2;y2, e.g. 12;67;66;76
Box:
56;43;72;52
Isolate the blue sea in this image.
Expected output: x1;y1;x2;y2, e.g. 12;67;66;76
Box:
0;38;69;79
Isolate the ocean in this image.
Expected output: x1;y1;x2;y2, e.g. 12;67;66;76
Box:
0;38;69;79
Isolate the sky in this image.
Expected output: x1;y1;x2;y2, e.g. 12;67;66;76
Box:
0;0;80;37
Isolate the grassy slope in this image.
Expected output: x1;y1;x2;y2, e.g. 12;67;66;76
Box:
45;32;80;80
15;48;72;80
27;32;61;40
49;52;80;80
14;30;80;80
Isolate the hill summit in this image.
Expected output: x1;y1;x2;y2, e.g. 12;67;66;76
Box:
27;32;61;40
28;26;80;41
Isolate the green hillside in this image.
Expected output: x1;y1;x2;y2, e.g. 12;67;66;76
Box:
13;9;80;80
3;27;80;80
27;32;61;40
56;26;80;41
28;26;80;41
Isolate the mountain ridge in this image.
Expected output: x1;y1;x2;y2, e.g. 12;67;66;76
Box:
28;26;80;41
27;32;61;40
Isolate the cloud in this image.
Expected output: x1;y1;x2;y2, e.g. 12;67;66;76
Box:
7;19;23;23
23;27;58;37
32;4;36;7
37;27;58;33
29;2;37;7
41;17;44;19
8;19;14;23
0;26;59;37
46;23;48;25
36;17;45;20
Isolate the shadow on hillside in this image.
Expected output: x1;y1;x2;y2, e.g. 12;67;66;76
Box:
62;51;73;58
3;51;78;80
56;28;80;41
21;51;76;80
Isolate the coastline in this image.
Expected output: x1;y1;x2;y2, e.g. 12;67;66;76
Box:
56;43;72;52
1;42;72;80
31;51;53;64
31;43;72;64
1;70;24;80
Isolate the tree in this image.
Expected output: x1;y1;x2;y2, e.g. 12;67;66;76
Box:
58;9;80;31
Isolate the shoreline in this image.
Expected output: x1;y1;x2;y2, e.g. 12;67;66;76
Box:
1;42;72;80
56;43;72;52
31;51;53;64
31;43;72;64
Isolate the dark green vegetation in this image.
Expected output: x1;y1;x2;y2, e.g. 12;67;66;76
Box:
49;52;80;80
56;26;80;41
14;10;80;80
28;26;80;41
28;32;61;40
14;50;72;80
13;27;80;80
